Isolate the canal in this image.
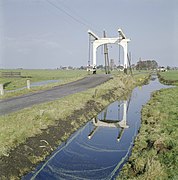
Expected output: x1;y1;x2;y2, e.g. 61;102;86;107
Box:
24;75;171;180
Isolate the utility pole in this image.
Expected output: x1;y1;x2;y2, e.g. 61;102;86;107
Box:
103;30;110;74
106;47;110;74
127;52;133;76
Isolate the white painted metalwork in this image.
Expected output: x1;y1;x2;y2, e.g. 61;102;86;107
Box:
88;29;130;72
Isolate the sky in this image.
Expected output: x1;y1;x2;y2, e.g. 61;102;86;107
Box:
0;0;178;69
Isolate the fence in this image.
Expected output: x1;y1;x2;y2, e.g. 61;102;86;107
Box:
1;72;21;78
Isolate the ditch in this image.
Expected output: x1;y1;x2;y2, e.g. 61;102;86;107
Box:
23;74;171;180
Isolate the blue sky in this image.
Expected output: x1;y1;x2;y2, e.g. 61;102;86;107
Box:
0;0;177;69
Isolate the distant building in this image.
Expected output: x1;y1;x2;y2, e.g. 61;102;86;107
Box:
61;67;68;70
158;66;167;72
110;59;115;70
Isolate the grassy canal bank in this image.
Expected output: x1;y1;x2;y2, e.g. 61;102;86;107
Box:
0;72;150;179
118;71;178;180
157;70;178;85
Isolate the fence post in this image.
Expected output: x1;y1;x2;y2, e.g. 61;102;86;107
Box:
27;79;31;89
0;84;4;95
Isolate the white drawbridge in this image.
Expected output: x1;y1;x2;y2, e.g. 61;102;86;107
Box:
88;28;130;73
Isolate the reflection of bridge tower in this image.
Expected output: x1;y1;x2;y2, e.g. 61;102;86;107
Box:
88;100;129;141
118;101;129;128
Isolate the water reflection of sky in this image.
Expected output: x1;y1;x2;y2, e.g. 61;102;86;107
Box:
24;77;171;180
6;80;60;93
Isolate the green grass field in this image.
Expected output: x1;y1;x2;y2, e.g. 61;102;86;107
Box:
158;70;178;86
159;70;178;81
0;69;88;90
0;69;90;99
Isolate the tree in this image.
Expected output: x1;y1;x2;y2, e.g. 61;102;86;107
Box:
167;66;171;70
97;65;104;69
136;60;158;70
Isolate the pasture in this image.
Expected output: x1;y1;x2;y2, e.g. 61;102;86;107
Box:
0;69;88;91
0;69;89;98
160;70;178;81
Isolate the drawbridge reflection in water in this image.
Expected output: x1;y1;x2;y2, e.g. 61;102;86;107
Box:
26;99;131;180
88;100;129;141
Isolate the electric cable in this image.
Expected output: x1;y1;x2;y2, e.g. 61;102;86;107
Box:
53;0;101;33
45;0;101;33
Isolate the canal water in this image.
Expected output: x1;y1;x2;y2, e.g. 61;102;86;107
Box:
6;80;60;93
24;75;171;180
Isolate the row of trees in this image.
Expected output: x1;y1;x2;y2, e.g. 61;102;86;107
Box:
135;60;158;70
65;59;176;71
81;60;158;71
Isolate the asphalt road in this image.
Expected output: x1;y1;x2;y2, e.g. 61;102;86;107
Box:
0;74;112;116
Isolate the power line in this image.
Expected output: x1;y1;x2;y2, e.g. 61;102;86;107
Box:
45;0;92;30
54;0;96;29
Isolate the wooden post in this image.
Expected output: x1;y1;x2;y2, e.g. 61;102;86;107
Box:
27;80;31;89
103;30;110;74
0;84;4;95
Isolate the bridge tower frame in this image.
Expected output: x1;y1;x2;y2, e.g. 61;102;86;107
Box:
88;29;130;73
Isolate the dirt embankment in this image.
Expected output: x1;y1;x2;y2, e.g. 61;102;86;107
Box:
0;74;150;179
